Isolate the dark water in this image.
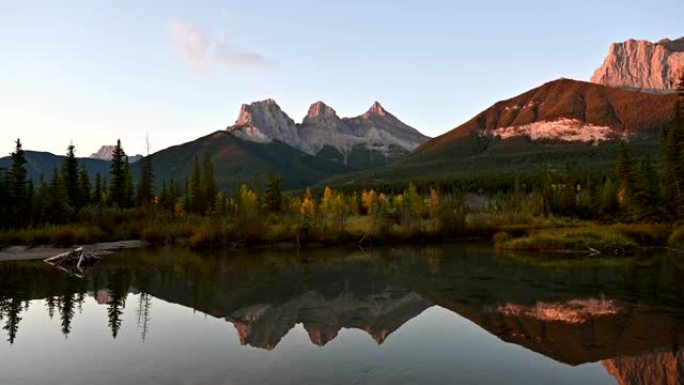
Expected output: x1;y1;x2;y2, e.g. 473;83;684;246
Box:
1;244;683;385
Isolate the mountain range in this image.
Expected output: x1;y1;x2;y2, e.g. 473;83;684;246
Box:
0;150;111;182
2;36;681;190
146;99;428;190
325;78;678;184
228;99;429;167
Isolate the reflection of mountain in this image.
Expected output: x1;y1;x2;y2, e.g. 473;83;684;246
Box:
228;290;431;349
429;293;684;366
603;351;684;385
1;246;684;384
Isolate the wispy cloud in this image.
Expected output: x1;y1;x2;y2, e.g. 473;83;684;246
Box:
169;20;268;73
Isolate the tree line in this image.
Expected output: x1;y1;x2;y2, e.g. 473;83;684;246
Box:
0;74;683;233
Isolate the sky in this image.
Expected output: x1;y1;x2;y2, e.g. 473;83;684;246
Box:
0;0;681;157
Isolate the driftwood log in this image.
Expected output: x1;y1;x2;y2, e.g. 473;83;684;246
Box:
44;247;101;278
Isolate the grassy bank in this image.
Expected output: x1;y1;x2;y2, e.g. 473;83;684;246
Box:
494;223;675;254
0;210;574;250
3;202;684;256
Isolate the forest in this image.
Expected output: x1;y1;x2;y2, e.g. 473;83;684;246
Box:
0;78;683;253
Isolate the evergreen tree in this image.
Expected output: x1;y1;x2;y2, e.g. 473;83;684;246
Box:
631;156;659;220
32;176;49;225
62;144;82;209
109;140;128;208
46;168;69;223
8;139;30;227
264;171;282;212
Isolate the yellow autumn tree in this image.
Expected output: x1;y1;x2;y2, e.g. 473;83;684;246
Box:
300;188;316;218
361;189;377;215
427;187;440;219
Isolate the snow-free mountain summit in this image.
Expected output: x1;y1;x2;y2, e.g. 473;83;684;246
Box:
227;99;429;168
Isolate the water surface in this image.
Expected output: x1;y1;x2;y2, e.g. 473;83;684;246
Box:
0;244;683;385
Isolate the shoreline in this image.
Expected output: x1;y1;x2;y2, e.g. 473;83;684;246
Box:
0;240;146;262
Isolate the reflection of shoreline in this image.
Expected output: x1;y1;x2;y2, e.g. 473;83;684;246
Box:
1;246;684;385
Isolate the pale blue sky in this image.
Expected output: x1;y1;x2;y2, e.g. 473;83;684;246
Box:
0;0;681;157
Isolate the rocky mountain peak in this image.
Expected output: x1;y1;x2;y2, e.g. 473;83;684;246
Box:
234;99;292;127
229;99;299;144
591;37;684;92
657;37;684;52
90;145;142;163
365;101;388;117
303;101;340;124
227;98;430;162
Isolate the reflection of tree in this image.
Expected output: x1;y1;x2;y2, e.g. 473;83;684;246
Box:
2;298;23;344
59;294;75;337
76;292;86;313
136;292;152;342
106;270;130;339
46;296;57;319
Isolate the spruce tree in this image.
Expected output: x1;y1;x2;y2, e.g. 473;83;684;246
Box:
9;139;30;227
109;140;128;208
63;144;82;210
264;171;282;212
46;168;69;223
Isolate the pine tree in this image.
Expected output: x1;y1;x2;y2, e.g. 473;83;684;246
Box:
62;144;82;210
264;171;282;212
109;139;128;208
32;176;49;225
8;139;30;227
47;168;69;223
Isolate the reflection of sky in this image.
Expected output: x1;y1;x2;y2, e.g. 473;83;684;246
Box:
0;295;614;385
